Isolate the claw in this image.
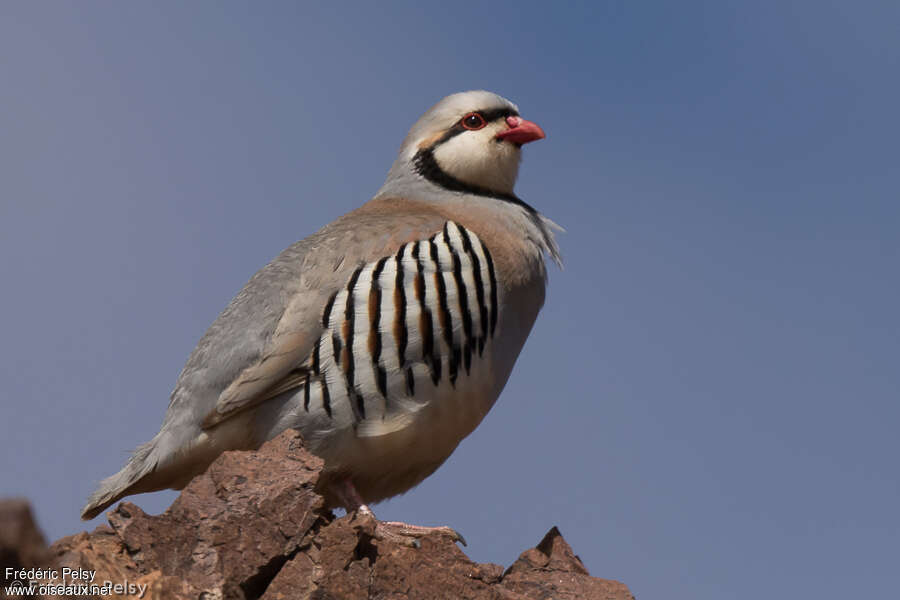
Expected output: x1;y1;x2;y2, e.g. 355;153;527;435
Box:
332;478;467;547
453;529;468;547
378;520;467;546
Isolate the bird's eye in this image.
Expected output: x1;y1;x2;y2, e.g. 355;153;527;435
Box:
461;112;487;130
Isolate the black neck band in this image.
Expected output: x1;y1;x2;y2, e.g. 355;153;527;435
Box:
412;148;540;216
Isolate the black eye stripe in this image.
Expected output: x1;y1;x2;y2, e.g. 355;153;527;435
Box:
477;108;518;124
426;107;520;148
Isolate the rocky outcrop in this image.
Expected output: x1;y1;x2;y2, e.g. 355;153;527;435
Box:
1;499;51;591
3;430;633;599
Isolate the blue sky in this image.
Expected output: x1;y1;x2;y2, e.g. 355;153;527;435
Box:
2;2;898;598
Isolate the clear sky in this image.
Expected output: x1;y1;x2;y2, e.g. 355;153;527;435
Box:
2;2;898;599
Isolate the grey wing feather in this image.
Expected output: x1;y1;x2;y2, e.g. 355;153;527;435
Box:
170;234;334;431
80;201;448;520
167;205;448;432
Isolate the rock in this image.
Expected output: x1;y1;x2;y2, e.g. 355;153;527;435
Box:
0;499;51;590
8;430;633;599
501;527;634;599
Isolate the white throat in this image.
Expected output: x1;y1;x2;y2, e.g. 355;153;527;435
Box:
430;122;522;196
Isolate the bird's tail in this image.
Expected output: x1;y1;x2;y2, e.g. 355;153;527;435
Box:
80;439;158;520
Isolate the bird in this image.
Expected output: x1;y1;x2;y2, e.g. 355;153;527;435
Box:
81;90;561;544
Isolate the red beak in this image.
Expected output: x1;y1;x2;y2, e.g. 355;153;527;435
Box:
495;116;546;145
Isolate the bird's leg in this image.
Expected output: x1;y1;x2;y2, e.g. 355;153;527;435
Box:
330;476;372;514
329;478;466;547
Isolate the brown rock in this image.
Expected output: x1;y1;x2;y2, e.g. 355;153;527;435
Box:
266;510;502;600
500;527;634;600
0;499;50;589
8;429;633;600
51;429;324;599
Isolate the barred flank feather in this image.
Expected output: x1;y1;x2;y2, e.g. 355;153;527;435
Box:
297;221;498;435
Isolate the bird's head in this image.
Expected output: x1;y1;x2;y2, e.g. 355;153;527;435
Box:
384;90;545;199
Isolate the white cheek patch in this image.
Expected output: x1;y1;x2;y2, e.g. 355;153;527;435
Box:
432;126;520;194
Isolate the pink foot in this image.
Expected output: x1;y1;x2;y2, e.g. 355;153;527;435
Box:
375;516;467;547
330;478;467;547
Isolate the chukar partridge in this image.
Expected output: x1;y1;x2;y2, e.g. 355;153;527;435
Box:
82;90;561;543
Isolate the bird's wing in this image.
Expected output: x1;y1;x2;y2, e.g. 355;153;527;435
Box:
188;198;452;430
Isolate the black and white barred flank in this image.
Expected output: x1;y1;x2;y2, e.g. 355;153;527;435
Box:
298;221;498;427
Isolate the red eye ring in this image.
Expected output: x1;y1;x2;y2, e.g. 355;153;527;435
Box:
461;112;487;130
